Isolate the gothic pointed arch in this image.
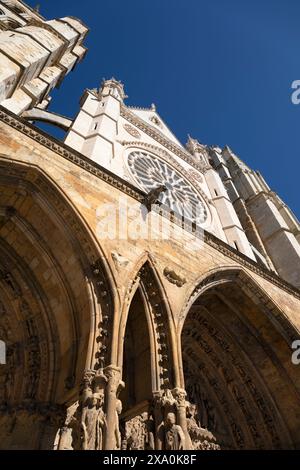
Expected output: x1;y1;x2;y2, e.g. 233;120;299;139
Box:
116;256;182;450
119;255;177;393
180;267;300;449
0;158;117;449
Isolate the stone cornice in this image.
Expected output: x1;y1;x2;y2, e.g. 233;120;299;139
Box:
120;105;209;173
0;106;299;301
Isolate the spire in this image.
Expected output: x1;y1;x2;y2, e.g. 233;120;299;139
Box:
186;135;210;169
186;135;207;155
99;77;128;102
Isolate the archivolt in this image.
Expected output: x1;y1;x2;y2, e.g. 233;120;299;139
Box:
179;266;299;343
0;158;117;407
118;255;178;391
180;267;300;449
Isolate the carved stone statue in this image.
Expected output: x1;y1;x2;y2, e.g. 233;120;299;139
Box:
186;376;217;431
164;412;185;450
81;392;106;450
186;403;220;450
144;412;155;450
114;399;122;450
122;411;155;451
57;402;80;450
78;370;107;450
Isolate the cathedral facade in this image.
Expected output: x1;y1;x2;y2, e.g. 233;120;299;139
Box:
0;0;300;450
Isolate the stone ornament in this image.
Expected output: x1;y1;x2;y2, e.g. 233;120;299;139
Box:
163;267;187;287
188;169;203;183
149;115;162;128
123;124;141;139
128;150;208;225
187;403;220;450
122;412;155;451
111;251;129;270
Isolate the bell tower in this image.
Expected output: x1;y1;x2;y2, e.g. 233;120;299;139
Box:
65;78;127;168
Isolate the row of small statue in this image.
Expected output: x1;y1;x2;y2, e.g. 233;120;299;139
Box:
60;382;220;450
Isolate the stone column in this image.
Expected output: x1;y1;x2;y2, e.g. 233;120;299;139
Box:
103;365;123;450
152;391;164;450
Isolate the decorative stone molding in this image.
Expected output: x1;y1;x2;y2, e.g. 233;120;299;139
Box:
188;169;203;183
123;124;141;139
163;267;187;288
103;365;123;394
0;255;50;404
91;259;113;369
149;115;162;128
182;313;290;449
100;77;127;102
152;389;176;422
121;411;155;450
182;267;299;344
126;263;174;389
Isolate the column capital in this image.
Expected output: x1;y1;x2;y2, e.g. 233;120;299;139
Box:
103;365;124;395
172;387;187;407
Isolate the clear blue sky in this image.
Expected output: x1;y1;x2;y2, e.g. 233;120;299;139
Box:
26;0;300;217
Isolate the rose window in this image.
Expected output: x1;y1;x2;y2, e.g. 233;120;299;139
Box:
128;151;208;225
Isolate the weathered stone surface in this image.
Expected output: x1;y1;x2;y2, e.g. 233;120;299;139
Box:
0;0;299;451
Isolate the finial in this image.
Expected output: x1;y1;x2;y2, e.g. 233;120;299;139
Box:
186;135;206;155
99;77;128;101
150;103;156;112
186;135;199;155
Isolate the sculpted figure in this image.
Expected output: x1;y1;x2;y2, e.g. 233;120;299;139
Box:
143;412;155;450
57;402;80;450
186;403;220;450
164;412;185;450
80;371;107;450
114;399;122;450
124;412;155;451
81;392;106;450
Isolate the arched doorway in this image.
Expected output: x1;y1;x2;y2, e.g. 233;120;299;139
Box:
181;270;300;450
0;161;114;449
120;289;152;415
119;261;176;450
